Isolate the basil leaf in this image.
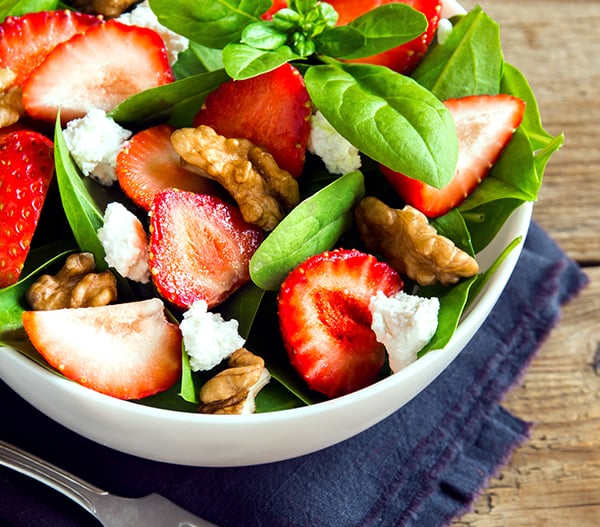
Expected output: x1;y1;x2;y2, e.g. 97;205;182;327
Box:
109;70;230;127
149;0;271;49
412;6;503;99
305;62;458;187
313;26;365;57
340;3;427;59
2;0;57;18
241;21;288;49
250;171;365;290
223;43;299;79
54;118;106;270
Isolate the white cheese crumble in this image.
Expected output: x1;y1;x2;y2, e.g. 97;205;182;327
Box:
436;18;454;45
241;368;271;415
63;109;131;186
97;202;150;284
118;0;189;65
180;300;246;372
370;290;440;373
307;110;362;175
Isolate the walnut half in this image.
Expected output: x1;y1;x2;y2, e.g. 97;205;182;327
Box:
0;68;24;128
355;197;479;286
171;125;300;231
198;348;271;415
26;252;118;310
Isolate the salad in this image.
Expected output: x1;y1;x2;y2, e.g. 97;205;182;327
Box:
0;0;563;414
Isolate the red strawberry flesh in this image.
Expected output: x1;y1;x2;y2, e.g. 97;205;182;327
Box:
193;63;311;178
116;124;221;211
22;19;174;123
149;189;264;309
0;130;54;288
278;248;404;398
381;94;526;217
22;298;182;400
0;10;102;87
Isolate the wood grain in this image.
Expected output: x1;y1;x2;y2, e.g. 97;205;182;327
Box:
453;1;600;524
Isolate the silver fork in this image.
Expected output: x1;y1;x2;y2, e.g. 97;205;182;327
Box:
0;439;219;527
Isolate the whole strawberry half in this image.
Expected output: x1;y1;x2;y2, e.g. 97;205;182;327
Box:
22;298;182;400
0;9;102;87
278;248;404;398
327;0;443;74
116;124;221;211
0;130;54;288
22;19;174;123
381;94;526;218
193;63;311;178
149;189;264;309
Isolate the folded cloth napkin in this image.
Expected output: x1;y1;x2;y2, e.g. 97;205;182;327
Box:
0;221;589;527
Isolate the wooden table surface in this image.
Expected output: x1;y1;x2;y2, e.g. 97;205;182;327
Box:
453;1;600;525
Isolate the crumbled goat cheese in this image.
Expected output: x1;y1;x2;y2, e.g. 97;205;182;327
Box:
307;110;361;175
370;290;440;373
97;202;150;284
63;109;131;186
118;0;189;65
180;300;246;372
436;18;454;45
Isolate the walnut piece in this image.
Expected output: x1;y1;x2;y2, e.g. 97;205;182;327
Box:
171;125;300;231
0;68;24;128
355;197;479;286
198;348;271;415
69;0;138;17
26;253;118;310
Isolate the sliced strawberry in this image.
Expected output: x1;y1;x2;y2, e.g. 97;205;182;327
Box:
327;0;442;74
381;94;526;218
22;298;182;400
116;124;221;211
278;248;404;398
0;10;102;87
0;130;54;288
22;19;175;123
193;63;311;178
149;189;264;309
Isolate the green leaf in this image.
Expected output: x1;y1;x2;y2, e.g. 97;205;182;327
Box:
412;6;503;99
1;0;58;18
340;3;427;59
172;42;224;78
223;43;299;79
250;171;365;290
305;62;458;187
148;0;271;49
54;117;106;270
241;21;288;49
109;69;230;127
313;26;365;57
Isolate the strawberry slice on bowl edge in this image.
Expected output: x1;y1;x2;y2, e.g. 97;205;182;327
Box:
22;19;175;123
193;63;312;178
149;189;265;310
22;298;182;400
0;130;54;289
278;248;404;399
116;124;222;211
381;94;527;218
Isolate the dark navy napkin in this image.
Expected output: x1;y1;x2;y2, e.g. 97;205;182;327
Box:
0;221;589;527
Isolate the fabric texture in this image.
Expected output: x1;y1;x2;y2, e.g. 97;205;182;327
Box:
0;221;589;527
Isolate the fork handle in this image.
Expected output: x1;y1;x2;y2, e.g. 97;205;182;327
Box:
0;439;106;517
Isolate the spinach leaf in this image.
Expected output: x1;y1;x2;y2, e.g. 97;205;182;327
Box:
149;0;270;49
412;6;503;99
109;69;230;127
305;62;458;187
250;171;365;291
222;43;299;79
172;42;224;78
54;118;106;270
334;3;427;59
1;0;57;18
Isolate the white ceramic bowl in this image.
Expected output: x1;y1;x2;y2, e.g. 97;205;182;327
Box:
0;201;532;466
